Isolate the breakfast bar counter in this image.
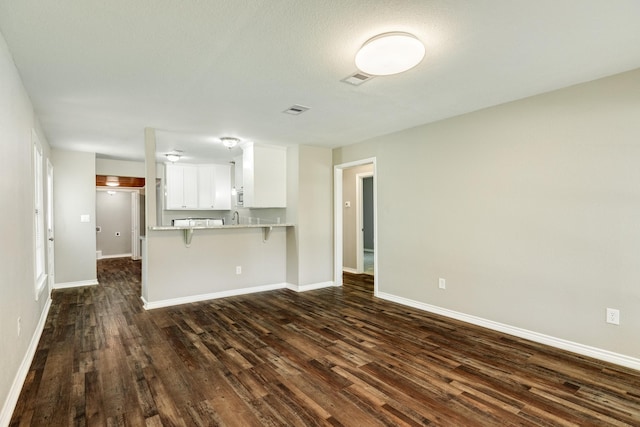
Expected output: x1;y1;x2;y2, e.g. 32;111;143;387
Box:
141;224;294;309
149;223;294;246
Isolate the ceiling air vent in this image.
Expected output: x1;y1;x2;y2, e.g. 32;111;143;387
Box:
341;72;374;86
283;104;310;115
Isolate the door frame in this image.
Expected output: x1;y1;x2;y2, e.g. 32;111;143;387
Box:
131;191;141;260
46;159;55;295
333;158;377;293
355;172;374;274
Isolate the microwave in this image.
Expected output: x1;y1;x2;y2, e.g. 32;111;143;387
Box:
236;189;243;207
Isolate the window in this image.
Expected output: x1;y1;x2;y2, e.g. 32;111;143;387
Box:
33;130;46;298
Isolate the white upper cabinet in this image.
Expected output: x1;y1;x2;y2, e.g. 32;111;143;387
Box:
165;164;198;209
242;142;286;208
166;163;231;210
233;154;243;190
198;164;231;210
197;165;215;209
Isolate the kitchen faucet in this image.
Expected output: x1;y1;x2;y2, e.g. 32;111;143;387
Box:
232;211;240;225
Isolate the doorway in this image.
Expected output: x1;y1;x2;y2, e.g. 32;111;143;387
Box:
96;189;142;260
357;175;374;275
334;158;377;293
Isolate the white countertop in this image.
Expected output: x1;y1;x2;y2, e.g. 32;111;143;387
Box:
149;223;294;231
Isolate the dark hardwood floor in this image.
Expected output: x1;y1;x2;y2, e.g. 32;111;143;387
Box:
10;258;640;426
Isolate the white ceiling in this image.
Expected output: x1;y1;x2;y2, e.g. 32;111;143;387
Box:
1;0;639;163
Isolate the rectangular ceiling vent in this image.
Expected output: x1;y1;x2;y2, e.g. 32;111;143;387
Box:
341;72;374;86
283;104;310;115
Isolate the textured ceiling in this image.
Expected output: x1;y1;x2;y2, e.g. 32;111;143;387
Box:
1;0;640;163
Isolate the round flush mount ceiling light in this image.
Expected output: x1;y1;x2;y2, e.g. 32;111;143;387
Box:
220;137;240;149
355;32;425;76
165;153;181;162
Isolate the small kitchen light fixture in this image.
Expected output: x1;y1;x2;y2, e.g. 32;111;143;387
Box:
165;153;181;162
220;137;240;149
107;190;116;195
105;176;119;187
355;32;425;76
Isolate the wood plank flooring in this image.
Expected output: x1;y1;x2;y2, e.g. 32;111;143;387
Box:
10;258;640;426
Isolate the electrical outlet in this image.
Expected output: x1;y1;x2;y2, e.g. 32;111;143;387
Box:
606;308;620;325
17;317;21;337
438;278;446;289
236;266;242;275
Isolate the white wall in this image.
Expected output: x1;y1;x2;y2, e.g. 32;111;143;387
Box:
287;145;334;287
145;227;287;304
95;158;145;178
52;150;97;286
286;146;300;284
333;68;640;361
96;190;132;257
0;31;51;424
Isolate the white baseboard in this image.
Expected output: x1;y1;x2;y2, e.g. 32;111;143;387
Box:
98;253;132;260
377;291;640;372
53;279;99;289
143;283;288;310
143;280;338;310
287;281;336;292
0;295;52;427
342;267;358;274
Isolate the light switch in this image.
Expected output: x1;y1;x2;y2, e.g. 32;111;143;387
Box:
80;214;90;223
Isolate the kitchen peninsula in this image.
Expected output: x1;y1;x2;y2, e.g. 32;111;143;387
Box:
141;133;304;309
142;222;294;309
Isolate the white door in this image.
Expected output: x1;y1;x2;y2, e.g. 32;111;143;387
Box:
46;159;55;293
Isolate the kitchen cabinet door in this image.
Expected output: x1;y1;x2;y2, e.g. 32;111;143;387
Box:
197;165;216;209
198;164;231;210
165;164;198;209
233;155;243;190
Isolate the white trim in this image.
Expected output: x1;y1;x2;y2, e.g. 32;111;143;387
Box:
287;281;336;292
143;280;338;310
35;274;48;301
377;291;640;372
0;296;52;427
46;159;55;297
143;283;288;310
334;167;344;286
99;253;132;260
131;191;141;260
53;279;99;289
342;267;358;274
